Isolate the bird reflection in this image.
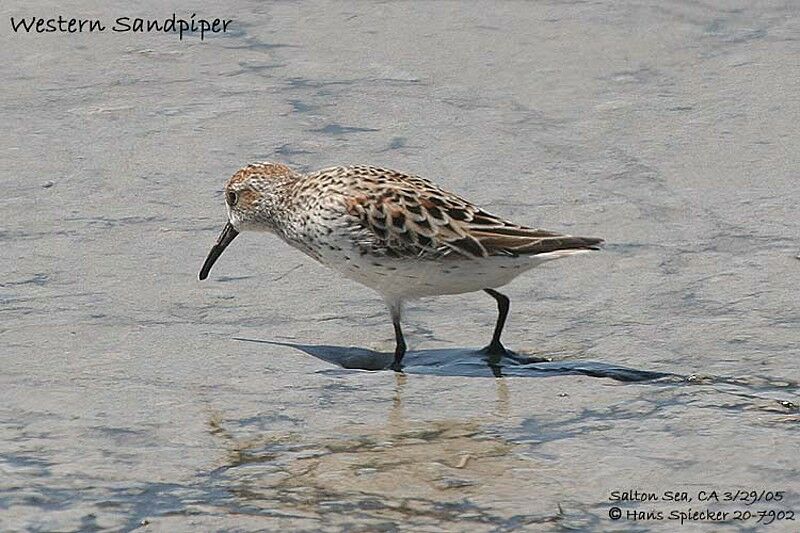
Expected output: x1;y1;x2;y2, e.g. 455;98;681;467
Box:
389;365;510;423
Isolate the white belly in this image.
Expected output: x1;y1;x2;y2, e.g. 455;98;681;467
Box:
320;250;576;299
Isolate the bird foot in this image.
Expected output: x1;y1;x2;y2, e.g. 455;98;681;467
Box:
479;343;550;364
479;342;515;357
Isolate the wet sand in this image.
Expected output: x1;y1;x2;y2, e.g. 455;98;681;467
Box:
1;1;799;531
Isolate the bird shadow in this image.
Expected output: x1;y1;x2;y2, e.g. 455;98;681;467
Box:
232;338;677;382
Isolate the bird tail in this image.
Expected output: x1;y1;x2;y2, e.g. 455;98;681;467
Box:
469;224;604;257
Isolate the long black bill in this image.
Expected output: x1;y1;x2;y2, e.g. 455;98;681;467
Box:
199;222;239;280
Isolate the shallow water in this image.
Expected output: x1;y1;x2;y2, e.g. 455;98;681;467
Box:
1;0;799;531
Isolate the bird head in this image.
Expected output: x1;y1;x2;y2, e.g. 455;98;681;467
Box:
199;162;299;280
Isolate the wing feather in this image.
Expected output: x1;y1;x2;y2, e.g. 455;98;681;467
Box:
337;167;603;259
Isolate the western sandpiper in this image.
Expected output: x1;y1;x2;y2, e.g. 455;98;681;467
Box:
199;162;603;371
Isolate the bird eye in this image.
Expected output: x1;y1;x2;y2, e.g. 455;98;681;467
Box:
226;191;238;206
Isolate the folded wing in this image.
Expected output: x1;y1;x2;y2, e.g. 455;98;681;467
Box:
340;168;603;259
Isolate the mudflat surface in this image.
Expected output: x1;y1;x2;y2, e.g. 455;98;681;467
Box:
1;1;799;531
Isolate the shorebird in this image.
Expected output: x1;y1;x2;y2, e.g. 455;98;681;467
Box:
199;162;602;371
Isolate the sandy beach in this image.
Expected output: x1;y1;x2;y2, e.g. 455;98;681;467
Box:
1;1;798;531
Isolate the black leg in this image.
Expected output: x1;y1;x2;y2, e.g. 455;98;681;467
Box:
390;320;407;372
481;289;511;356
386;300;406;372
